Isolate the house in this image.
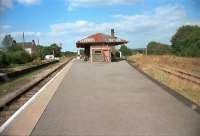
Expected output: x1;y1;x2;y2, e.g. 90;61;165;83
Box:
18;40;37;54
76;29;128;63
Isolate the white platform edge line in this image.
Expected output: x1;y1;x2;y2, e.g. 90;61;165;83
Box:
0;59;74;133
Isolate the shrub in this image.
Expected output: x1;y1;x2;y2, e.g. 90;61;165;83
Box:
0;51;10;68
147;41;171;55
7;50;33;64
32;57;42;65
7;44;24;52
119;45;132;56
31;53;40;60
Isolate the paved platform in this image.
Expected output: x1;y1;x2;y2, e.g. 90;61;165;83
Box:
0;59;74;135
31;60;200;136
1;60;200;136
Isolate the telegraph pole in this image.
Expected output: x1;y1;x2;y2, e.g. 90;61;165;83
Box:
37;39;40;46
53;49;55;56
145;46;148;56
23;32;25;46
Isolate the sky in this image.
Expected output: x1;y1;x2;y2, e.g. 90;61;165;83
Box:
0;0;200;51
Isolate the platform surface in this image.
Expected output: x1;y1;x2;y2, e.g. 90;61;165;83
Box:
30;60;200;136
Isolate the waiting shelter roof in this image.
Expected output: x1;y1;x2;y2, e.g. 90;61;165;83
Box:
76;33;128;48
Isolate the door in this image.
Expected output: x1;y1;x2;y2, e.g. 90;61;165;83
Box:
103;49;110;62
93;50;104;62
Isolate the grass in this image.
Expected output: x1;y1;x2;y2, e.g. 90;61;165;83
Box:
128;54;200;105
0;57;71;95
128;54;200;76
8;62;33;69
0;70;38;94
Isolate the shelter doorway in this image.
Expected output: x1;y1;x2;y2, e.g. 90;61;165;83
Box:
103;49;110;62
91;47;111;63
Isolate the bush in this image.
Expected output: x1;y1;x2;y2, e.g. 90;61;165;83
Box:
0;51;10;68
32;57;42;65
7;50;33;64
7;44;23;52
31;53;40;60
119;45;132;56
147;41;171;55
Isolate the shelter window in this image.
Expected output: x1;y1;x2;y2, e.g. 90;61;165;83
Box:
94;50;102;54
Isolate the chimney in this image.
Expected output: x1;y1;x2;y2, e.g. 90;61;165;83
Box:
32;40;35;45
111;29;115;38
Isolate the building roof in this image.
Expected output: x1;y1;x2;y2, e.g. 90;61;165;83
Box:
76;33;128;48
17;41;37;54
18;42;36;49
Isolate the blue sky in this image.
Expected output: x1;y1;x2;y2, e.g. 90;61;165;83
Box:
0;0;200;51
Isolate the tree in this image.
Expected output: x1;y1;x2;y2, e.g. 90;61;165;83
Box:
62;51;76;56
37;44;62;59
119;45;132;56
2;34;13;48
171;25;200;57
147;41;171;55
50;43;62;57
37;45;51;59
6;50;32;64
0;51;10;68
7;41;24;52
80;49;85;55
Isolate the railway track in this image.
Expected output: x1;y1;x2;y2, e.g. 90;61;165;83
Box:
155;65;200;86
0;58;72;126
128;60;200;86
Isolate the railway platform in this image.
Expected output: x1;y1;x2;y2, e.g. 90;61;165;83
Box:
0;60;200;136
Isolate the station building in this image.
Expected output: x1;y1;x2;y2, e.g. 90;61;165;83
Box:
76;29;128;63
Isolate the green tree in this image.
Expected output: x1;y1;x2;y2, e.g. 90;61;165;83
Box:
37;44;62;59
6;50;32;64
171;25;200;57
62;51;76;57
80;49;85;55
2;34;13;48
7;42;24;52
0;51;10;68
119;45;132;56
147;41;171;55
37;45;51;59
50;43;62;57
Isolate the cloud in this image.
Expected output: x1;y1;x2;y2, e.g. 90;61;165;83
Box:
0;0;12;12
0;25;12;31
1;5;200;51
16;0;41;5
0;0;41;13
67;0;142;10
50;21;110;36
49;5;192;49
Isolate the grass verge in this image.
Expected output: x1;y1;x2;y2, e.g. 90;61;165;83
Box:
0;57;70;95
128;54;200;106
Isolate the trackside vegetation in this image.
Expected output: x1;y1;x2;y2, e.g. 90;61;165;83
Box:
171;25;200;57
0;35;76;68
0;36;34;68
120;25;200;57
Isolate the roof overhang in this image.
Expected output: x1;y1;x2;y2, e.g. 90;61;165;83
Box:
76;41;128;48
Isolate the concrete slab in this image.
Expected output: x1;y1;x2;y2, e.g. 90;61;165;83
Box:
31;60;200;136
0;59;74;136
